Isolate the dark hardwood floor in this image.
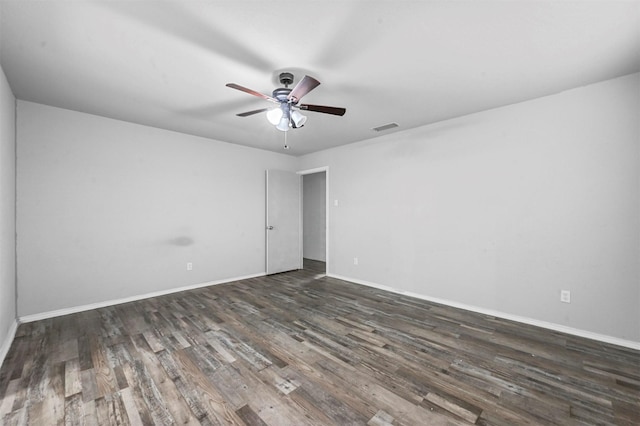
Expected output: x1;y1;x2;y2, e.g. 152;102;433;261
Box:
0;268;638;425
302;258;326;274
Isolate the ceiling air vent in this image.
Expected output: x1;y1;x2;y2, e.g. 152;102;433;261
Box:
372;122;399;132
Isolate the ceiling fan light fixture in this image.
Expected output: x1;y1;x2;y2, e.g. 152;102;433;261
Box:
266;107;283;125
276;115;290;131
227;73;346;134
290;110;307;128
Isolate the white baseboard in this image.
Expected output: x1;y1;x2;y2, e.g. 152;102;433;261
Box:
328;273;640;351
19;272;266;324
0;319;18;368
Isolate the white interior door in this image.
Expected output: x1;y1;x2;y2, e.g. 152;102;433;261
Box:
266;169;301;274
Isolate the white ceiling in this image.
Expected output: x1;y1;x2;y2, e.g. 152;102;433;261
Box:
1;1;638;156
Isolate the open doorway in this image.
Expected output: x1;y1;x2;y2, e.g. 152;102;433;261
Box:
301;169;327;274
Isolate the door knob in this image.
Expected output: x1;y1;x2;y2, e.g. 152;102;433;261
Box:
266;225;274;230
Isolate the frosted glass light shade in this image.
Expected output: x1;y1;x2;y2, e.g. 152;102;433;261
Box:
266;108;283;125
291;110;307;127
276;116;290;131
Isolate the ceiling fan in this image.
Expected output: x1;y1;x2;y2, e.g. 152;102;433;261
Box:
226;72;346;132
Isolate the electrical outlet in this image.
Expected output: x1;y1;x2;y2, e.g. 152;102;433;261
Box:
187;262;193;271
560;290;570;303
353;257;358;265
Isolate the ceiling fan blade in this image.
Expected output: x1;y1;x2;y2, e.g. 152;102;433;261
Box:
287;75;321;102
226;83;279;103
236;108;269;117
299;104;346;116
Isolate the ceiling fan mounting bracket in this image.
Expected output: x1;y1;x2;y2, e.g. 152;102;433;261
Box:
278;72;294;87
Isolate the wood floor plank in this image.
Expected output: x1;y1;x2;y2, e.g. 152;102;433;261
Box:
171;376;209;422
64;392;84;425
89;337;118;400
120;363;155;425
425;391;480;423
132;336;201;425
0;379;18;418
2;407;27;426
64;358;82;398
209;365;250;410
78;335;94;372
120;387;144;426
101;393;130;425
29;361;65;425
367;409;395;426
52;337;78;365
235;404;268;426
1;266;638;425
284;367;369;425
80;369;99;403
226;359;317;426
173;347;245;425
82;399;99;426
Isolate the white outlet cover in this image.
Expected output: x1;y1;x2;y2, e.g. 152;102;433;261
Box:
560;290;571;303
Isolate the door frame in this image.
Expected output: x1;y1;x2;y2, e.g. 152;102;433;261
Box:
297;166;329;273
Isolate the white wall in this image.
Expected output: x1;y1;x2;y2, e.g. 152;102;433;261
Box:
300;73;640;343
0;63;17;361
17;101;297;317
303;172;326;261
11;73;640;345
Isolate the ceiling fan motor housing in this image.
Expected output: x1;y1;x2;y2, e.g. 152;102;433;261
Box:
272;87;293;102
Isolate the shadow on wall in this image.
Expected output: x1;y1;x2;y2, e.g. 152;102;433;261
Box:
167;236;194;246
